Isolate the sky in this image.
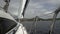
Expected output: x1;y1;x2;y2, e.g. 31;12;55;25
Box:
24;0;60;19
0;0;60;19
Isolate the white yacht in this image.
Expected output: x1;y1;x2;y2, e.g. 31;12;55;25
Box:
0;9;28;34
0;0;28;34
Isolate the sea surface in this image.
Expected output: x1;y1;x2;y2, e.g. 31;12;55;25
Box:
21;20;60;34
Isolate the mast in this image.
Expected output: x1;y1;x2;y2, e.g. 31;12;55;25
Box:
18;0;29;22
17;0;29;34
22;0;29;17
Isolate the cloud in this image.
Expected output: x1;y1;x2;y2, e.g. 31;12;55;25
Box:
24;0;60;19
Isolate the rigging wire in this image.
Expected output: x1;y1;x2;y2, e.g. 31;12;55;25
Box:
29;11;57;34
28;16;35;34
49;7;60;34
28;12;55;34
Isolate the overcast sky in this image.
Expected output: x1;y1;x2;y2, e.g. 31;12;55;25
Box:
24;0;60;19
0;0;60;19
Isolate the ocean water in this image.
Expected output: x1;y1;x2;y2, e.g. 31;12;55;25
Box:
21;20;60;34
